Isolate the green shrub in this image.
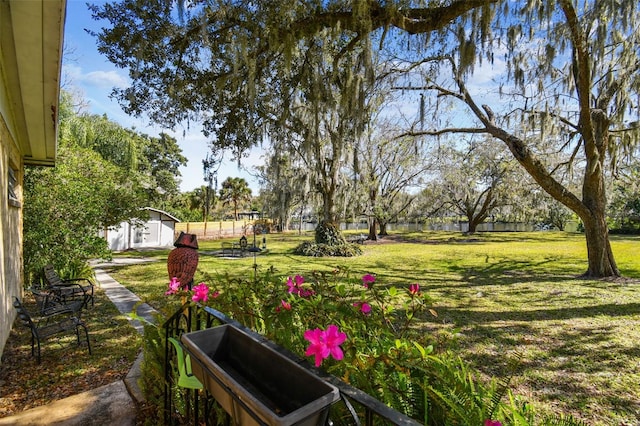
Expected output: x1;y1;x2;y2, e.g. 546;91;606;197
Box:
293;241;363;257
151;267;589;425
290;221;363;257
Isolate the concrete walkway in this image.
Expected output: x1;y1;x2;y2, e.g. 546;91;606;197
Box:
0;260;158;426
94;265;158;334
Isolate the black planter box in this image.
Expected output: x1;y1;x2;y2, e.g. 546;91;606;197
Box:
181;325;339;426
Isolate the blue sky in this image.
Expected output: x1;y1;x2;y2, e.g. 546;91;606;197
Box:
62;0;263;193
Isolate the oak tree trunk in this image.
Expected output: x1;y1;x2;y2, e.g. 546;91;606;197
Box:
582;215;619;277
580;147;620;277
368;218;378;241
467;219;479;234
378;220;389;236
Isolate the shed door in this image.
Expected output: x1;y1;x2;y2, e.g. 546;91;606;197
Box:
133;223;160;246
143;223;160;245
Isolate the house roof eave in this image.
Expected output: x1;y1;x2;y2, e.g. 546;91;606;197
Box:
1;0;66;166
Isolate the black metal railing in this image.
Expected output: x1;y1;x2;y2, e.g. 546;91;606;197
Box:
162;302;422;425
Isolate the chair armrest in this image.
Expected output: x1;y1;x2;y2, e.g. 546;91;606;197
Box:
40;304;75;317
49;283;90;308
50;282;86;294
30;288;79;317
64;278;95;287
60;279;94;297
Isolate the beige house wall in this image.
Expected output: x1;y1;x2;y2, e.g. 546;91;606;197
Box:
0;112;24;357
0;0;65;360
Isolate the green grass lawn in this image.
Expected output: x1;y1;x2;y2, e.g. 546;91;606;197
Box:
107;231;640;425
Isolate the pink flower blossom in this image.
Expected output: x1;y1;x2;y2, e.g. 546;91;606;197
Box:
353;301;371;315
484;420;502;426
286;277;297;294
361;274;375;288
299;288;316;298
324;325;347;361
280;299;291;310
192;282;210;303
409;283;420;296
165;277;181;295
286;275;315;297
304;324;347;367
304;328;328;367
287;275;305;294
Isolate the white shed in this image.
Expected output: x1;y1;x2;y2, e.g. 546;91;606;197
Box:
105;208;180;251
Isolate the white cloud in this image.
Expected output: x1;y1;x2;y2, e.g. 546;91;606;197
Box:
63;63;129;89
468;56;507;87
82;70;129;89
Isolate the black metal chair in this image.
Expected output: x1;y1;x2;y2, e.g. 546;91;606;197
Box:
13;296;91;363
43;264;95;307
31;287;85;318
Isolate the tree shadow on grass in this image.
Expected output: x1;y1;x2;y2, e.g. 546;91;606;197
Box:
421;303;640;424
384;232;580;245
434;302;640;324
361;256;584;290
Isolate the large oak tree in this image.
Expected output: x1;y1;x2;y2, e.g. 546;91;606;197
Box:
90;0;639;276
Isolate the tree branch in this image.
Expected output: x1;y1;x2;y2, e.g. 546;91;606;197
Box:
393;127;486;140
387;1;497;34
288;1;497;37
559;0;596;153
528;109;579;132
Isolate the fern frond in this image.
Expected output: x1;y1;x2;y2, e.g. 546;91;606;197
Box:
488;350;524;418
541;413;591;426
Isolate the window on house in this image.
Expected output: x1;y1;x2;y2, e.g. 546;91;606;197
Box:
8;167;20;207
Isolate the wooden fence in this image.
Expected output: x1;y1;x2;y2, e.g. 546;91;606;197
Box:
175;220;251;240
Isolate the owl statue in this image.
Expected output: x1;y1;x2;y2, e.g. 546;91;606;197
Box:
167;232;199;290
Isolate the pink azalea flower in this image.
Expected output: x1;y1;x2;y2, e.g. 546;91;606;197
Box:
286;275;303;295
192;282;210;303
299;288;316;298
303;325;347;367
324;324;347;361
353;301;371;315
165;277;181;295
287;275;314;297
409;283;420;296
286;276;297;294
361;274;375;288
484;420;502;426
304;328;329;367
